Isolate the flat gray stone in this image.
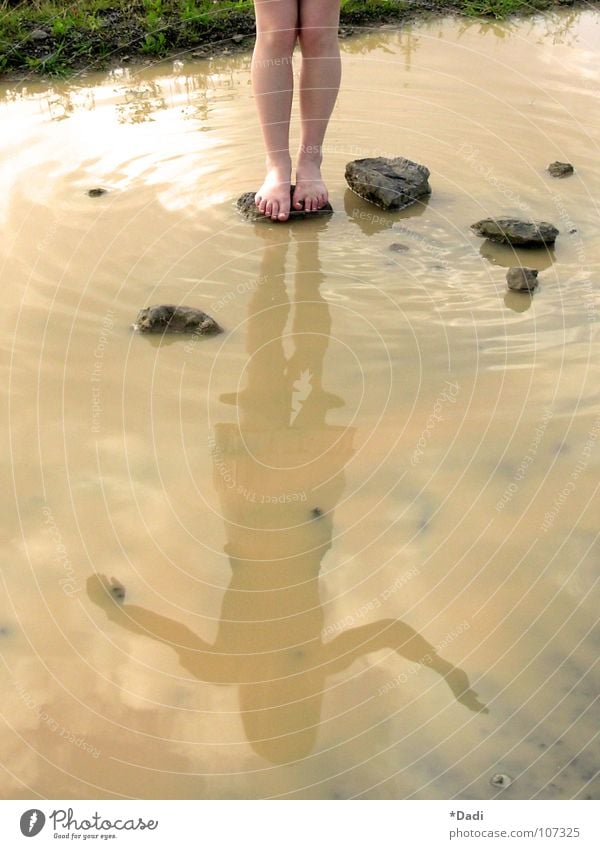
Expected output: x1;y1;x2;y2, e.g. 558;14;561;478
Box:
133;305;222;335
471;218;559;247
507;267;539;291
548;161;574;178
345;156;431;211
237;186;333;222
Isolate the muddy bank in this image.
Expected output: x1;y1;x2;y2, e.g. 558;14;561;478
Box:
0;0;594;80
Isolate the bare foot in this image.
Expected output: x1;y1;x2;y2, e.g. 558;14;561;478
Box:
293;154;328;213
255;156;292;221
446;668;489;714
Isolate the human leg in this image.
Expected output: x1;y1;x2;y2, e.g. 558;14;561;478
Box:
294;0;341;212
252;0;299;220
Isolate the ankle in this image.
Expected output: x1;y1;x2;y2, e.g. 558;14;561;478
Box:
297;147;323;168
266;153;292;171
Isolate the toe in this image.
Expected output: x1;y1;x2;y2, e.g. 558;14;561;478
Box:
265;200;273;217
271;201;279;220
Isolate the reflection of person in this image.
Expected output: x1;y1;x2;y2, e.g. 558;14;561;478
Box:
251;0;342;221
87;226;486;766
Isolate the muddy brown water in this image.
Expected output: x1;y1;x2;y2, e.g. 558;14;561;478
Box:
1;8;599;800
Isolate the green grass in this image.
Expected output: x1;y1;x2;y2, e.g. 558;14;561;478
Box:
459;0;552;17
0;0;582;76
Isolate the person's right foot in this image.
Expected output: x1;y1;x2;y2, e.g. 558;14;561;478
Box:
255;157;292;221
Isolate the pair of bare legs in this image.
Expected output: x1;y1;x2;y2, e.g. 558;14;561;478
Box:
252;0;342;221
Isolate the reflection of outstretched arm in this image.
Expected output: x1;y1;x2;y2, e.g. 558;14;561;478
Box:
86;574;211;654
324;619;488;713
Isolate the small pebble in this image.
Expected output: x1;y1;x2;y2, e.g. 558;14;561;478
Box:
389;242;410;253
87;187;107;197
231;34;245;43
30;29;49;41
506;267;539;292
311;507;323;519
490;773;513;789
548;161;574;178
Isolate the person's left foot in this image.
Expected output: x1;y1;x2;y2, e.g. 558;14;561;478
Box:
293;155;328;212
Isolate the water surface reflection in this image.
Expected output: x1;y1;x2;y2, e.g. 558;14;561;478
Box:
88;225;485;764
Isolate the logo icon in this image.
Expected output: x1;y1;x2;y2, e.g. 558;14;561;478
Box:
19;810;45;837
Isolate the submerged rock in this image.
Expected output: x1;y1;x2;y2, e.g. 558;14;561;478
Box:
490;773;514;789
506;267;539;291
237;186;333;222
133;305;222;335
345;156;431;211
471;218;558;247
548;161;574;178
389;242;410;253
87;187;107;197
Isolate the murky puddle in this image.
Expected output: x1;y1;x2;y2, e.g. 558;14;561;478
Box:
1;7;599;799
